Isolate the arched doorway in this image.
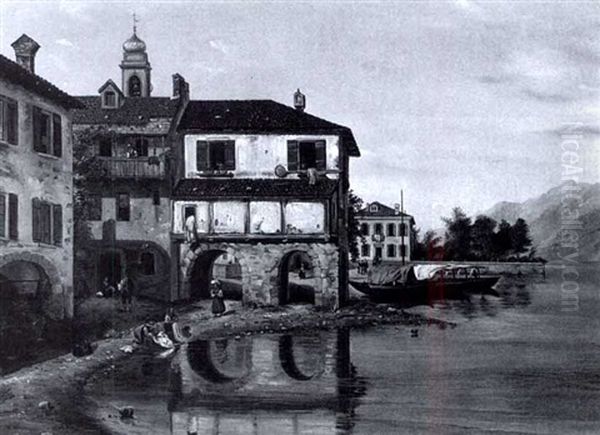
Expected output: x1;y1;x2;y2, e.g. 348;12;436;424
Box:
279;251;317;305
97;250;124;292
188;250;243;300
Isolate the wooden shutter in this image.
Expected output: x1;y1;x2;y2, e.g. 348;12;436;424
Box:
196;140;209;171
32;198;41;242
0;195;5;238
52;204;62;246
8;193;18;240
224;140;236;170
32;106;43;152
40;202;51;244
315;140;326;170
287;140;299;171
53;114;62;157
7;100;18;145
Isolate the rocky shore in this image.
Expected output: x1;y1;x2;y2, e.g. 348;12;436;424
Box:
0;299;451;434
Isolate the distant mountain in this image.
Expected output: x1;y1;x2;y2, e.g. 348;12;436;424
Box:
482;181;600;262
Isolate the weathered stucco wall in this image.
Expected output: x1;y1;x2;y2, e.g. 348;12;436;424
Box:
179;241;340;309
0;78;74;319
183;134;340;178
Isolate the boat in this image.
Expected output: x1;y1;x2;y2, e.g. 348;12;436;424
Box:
350;264;501;302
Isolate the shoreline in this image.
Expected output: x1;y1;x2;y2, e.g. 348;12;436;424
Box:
0;298;450;434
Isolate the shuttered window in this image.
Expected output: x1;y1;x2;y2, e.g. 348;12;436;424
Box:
8;193;18;240
196;140;235;171
40;202;51;245
52;114;62;157
87;194;102;221
32;198;60;245
387;223;395;236
0;96;18;145
52;204;62;246
0;195;5;238
287;140;326;171
33;106;62;157
387;244;397;258
360;223;369;236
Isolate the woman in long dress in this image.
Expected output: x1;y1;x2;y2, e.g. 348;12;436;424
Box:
210;279;226;317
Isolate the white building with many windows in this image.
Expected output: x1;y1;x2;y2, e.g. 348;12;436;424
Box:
356;201;415;264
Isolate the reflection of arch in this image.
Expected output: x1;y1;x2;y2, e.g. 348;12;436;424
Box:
278;249;322;305
279;335;326;381
186;339;251;384
187;340;234;383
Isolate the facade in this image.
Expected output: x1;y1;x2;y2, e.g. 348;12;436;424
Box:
172;94;360;308
72;29;189;301
356;201;415;263
0;34;82;320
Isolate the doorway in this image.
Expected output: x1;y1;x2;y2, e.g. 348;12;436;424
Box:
98;251;123;291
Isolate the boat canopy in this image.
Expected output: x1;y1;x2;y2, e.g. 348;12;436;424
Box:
369;264;487;285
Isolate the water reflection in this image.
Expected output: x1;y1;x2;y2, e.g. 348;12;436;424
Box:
171;329;365;434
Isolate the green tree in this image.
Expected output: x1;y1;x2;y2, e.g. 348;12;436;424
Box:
347;190;364;262
442;207;472;260
492;219;512;259
471;215;497;260
414;229;444;261
510;218;532;256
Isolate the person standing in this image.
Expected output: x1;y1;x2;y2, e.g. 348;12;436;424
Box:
210;279;226;317
118;274;134;312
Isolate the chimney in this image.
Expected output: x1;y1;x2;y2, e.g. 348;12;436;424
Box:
394;203;400;215
293;88;306;112
11;34;40;74
172;73;190;102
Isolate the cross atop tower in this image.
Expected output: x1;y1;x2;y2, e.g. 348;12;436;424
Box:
132;12;139;35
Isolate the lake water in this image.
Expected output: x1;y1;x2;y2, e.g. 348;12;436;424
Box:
84;266;600;434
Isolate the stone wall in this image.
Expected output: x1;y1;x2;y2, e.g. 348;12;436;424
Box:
179;241;340;309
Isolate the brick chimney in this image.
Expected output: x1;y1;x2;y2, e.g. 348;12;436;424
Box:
11;34;40;74
294;88;306;112
172;73;190;101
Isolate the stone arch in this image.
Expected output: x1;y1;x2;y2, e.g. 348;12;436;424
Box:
182;243;251;301
273;245;325;306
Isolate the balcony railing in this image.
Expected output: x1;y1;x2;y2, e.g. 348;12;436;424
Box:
100;157;166;179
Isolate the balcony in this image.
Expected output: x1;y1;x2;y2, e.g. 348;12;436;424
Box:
100;157;166;179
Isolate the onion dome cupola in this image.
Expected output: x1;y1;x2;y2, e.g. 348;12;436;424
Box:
120;17;152;97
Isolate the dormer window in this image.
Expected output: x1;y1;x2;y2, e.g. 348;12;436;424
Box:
103;91;116;108
370;204;378;212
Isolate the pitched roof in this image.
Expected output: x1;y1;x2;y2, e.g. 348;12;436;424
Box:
357;201;413;218
97;79;124;97
173;178;338;199
0;54;83;109
178;100;360;157
72;96;180;125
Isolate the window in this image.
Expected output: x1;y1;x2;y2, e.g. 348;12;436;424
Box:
129;75;141;97
0;95;18;145
400;244;407;258
369;204;378;212
33;107;61;157
140;252;155;275
360;223;369;236
98;139;112;157
32;199;61;245
374;223;383;235
196;140;235;171
387;223;395;236
287;140;326;171
152;190;160;206
213;201;246;233
87;194;102;221
361;244;370;257
116;193;130;221
285;202;325;234
250;201;282;234
387;244;396;258
0;195;5;238
103;91;116;107
134;137;149;157
8;194;18;240
399;223;407;237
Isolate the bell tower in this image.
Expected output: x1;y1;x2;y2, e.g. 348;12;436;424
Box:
120;15;151;97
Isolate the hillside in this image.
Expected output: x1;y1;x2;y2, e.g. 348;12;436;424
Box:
483;181;600;263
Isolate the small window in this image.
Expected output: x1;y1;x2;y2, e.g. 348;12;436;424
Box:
152;190;160;206
374;223;383;235
360;223;369;236
33;107;61;157
387;244;396;258
103;91;116;107
98;139;112;157
399;223;407;237
32;199;60;245
196;140;235;171
0;95;18;145
361;244;370;257
129;75;142;97
134;137;149;157
87;194;102;221
140;252;155;275
116;193;130;221
183;205;196;231
387;223;395;237
286;140;326;171
369;204;378;213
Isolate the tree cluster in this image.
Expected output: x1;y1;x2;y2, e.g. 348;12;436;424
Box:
414;207;542;262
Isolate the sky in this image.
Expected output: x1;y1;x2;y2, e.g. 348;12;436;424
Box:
1;0;599;230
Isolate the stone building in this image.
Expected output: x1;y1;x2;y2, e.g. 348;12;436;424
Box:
72;28;189;300
0;34;82;321
172;92;360;308
356;201;416;264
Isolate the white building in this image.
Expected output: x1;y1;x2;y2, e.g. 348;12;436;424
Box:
356;201;415;263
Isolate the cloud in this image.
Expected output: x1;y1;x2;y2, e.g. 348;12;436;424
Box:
520;88;576;104
55;38;74;48
209;39;232;55
545;124;600;137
